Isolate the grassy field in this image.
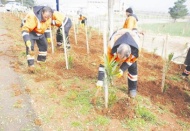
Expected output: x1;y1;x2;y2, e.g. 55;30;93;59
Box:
139;22;190;37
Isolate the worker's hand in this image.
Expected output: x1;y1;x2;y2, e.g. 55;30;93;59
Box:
26;40;34;56
26;40;31;48
51;20;55;25
47;38;51;43
116;69;123;78
96;80;103;89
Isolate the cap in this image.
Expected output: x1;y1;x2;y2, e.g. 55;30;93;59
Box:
126;7;133;14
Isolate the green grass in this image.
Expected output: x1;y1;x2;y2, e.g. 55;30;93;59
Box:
19;51;26;57
39;106;56;124
94;115;110;126
64;78;79;88
38;87;48;96
61;89;93;115
147;76;157;81
121;96;164;130
139;22;190;37
136;96;152;107
50;93;58;99
108;88;117;106
74;90;93;115
135;105;157;123
177;120;190;131
168;74;182;82
71;121;82;127
68;55;74;69
163;84;170;93
156;103;170;114
13;101;22;108
122;118;146;131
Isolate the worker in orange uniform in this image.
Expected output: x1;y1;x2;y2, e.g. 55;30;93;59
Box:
123;7;143;50
123;7;138;33
21;6;53;73
51;11;72;49
96;29;139;98
79;14;87;26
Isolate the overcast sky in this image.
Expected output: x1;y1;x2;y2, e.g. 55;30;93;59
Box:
125;0;190;12
36;0;190;13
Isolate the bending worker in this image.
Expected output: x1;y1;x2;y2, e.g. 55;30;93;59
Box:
182;48;190;79
51;11;72;49
96;28;139;98
21;6;53;73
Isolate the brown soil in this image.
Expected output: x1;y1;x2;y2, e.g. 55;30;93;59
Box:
1;12;190;130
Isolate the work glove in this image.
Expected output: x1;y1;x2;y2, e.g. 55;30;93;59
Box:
116;69;123;78
47;38;51;43
26;40;34;56
26;40;31;48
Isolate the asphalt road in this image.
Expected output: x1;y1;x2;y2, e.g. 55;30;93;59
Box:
0;12;41;131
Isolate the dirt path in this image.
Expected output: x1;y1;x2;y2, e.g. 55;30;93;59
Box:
0;15;40;131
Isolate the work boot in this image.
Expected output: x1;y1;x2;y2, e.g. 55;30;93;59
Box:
57;42;63;48
28;65;35;73
129;90;137;98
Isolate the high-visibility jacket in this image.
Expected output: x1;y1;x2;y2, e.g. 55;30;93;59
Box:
21;6;51;42
51;11;67;27
123;14;138;30
79;16;87;21
107;29;139;72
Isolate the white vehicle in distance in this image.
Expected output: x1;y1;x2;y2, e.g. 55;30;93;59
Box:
5;2;27;12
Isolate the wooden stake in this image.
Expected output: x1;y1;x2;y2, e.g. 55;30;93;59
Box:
161;35;168;92
72;17;77;45
62;23;69;69
85;24;90;54
103;21;108;108
104;74;108;108
50;26;54;54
